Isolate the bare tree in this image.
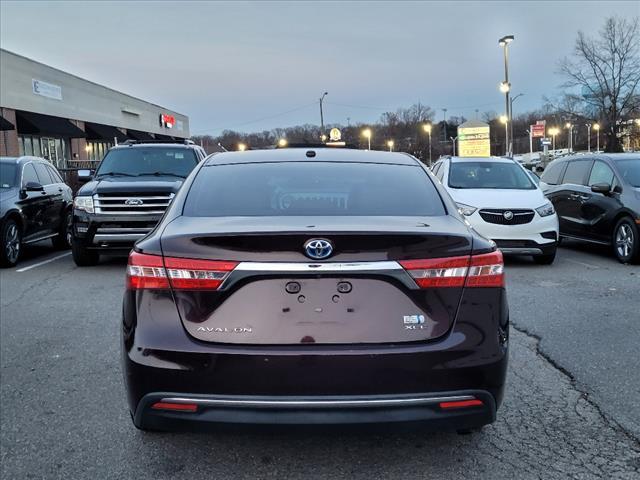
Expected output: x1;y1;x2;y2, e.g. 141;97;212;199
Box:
559;16;640;152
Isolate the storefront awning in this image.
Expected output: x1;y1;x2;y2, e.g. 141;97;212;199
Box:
85;122;128;142
0;115;15;131
154;133;175;141
126;129;155;141
15;111;86;138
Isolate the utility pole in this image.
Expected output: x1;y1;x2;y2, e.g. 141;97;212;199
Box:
319;92;328;136
499;35;514;157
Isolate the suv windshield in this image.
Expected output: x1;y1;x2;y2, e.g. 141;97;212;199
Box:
95;147;197;178
614;158;640;187
0;163;17;189
184;162;445;217
449;161;535;190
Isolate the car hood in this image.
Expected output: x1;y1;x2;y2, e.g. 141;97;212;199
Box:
446;187;548;209
77;175;184;196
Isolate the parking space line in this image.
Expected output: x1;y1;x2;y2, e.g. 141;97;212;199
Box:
563;257;600;269
16;252;72;273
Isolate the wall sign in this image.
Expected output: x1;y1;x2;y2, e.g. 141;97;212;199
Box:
160;114;175;128
32;79;62;101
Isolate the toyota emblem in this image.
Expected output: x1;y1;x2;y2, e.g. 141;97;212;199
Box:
304;239;333;260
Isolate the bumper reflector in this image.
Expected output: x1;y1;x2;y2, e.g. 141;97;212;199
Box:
439;399;484;409
151;402;198;412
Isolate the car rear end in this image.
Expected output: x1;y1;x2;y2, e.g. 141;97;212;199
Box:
121;150;509;431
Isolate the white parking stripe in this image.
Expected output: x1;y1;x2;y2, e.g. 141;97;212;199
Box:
16;252;72;273
563;257;600;269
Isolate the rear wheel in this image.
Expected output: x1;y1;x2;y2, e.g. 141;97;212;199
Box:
72;240;99;266
613;217;639;264
1;219;21;268
533;248;556;265
52;210;72;250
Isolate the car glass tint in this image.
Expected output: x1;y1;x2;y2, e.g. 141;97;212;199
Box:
540;161;565;185
0;163;17;188
47;165;63;183
95;148;197;177
34;162;54;185
22;163;39;186
613;158;640;187
561;160;593;186
448;161;535;189
184;162;446;217
588;161;615;186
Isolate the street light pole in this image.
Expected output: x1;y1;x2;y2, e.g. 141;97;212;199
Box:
594;123;600;152
423;124;432;166
450;136;458;156
499;35;514;157
319;92;328;136
510;93;523;154
565;122;573;152
442;108;448;142
362;128;372;150
585;123;592;153
500;115;508;156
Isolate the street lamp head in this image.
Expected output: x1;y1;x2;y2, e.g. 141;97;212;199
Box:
499;115;508;124
237;143;247;152
565;122;572;129
499;81;510;93
387;140;394;148
549;127;559;136
423;124;432;133
362;128;372;139
277;138;288;147
321;134;327;142
498;35;514;46
593;123;600;131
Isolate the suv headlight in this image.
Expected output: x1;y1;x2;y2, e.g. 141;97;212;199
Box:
456;202;477;216
74;196;94;214
535;202;555;217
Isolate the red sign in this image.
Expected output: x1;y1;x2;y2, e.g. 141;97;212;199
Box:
160;114;175;129
531;124;545;138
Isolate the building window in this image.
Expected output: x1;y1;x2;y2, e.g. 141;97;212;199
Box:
86;140;112;162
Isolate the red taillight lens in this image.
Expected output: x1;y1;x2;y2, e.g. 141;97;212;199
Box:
126;252;169;290
151;402;198;412
439;399;484;409
164;257;238;290
400;250;504;288
126;251;238;290
466;251;504;287
399;256;470;288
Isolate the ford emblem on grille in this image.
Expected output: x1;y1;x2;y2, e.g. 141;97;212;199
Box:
503;211;514;221
304;239;333;260
125;198;144;206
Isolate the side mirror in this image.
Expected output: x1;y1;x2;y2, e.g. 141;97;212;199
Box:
590;183;611;195
77;169;92;182
24;181;44;192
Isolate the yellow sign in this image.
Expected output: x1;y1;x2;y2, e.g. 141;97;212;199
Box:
458;123;490;157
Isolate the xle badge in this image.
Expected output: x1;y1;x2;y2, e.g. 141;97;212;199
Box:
404;315;427;330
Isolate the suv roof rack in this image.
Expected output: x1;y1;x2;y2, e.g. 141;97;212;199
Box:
120;139;195;146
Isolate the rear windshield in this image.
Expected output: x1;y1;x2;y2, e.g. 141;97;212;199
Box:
184;162;445;217
614;158;640;187
95;147;197;178
448;161;535;189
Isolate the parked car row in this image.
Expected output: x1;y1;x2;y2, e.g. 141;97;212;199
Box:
431;153;640;264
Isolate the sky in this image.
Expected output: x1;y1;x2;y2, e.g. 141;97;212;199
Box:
1;1;638;135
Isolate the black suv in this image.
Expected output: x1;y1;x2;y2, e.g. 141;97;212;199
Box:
1;156;73;267
71;140;206;266
540;153;640;263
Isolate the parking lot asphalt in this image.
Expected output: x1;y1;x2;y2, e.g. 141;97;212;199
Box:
1;242;639;479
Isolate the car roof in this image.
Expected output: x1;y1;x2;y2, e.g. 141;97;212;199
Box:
111;142;197;150
553;153;640;163
205;148;420;166
0;156;49;165
449;156;516;164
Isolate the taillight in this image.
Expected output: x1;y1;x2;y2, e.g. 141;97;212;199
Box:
466;251;504;287
399;256;469;288
400;250;504;288
126;251;238;290
164;257;237;290
126;252;169;290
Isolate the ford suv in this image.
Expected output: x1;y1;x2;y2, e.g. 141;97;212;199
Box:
71;140;206;266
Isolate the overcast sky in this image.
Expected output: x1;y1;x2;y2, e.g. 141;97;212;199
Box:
1;1;638;135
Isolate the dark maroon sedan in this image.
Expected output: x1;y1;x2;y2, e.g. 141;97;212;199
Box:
122;147;509;432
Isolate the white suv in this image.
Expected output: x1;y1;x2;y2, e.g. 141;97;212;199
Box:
432;156;559;264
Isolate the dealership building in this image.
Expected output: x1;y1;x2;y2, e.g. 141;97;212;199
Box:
0;49;190;168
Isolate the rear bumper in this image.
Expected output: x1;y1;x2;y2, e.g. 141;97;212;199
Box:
135;390;496;432
122;288;509;431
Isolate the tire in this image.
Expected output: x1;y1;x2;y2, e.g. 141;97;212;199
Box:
612;217;640;264
72;239;100;266
52;210;72;250
0;219;21;268
533;248;556;265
